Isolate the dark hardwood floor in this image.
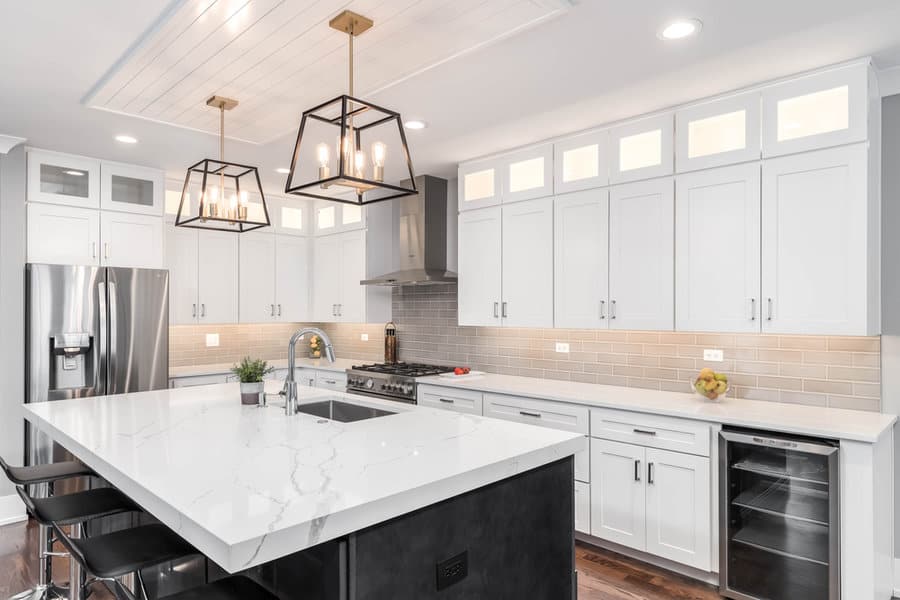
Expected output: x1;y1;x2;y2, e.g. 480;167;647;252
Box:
1;518;721;599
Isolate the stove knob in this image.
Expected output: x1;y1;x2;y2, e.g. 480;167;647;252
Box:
365;378;374;389
401;384;412;395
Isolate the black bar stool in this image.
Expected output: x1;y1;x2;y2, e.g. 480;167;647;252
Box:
1;455;96;600
53;522;198;600
160;576;280;600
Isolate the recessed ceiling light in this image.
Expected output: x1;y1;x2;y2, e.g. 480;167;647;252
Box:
64;170;85;177
658;18;702;40
403;120;427;130
275;167;291;174
115;134;138;144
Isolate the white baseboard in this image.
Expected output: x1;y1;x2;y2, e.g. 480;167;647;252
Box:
0;493;26;526
893;557;900;597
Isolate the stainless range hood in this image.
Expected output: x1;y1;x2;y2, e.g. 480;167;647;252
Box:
361;175;457;286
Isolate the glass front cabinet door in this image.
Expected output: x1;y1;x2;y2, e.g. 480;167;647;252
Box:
676;92;761;172
100;161;165;215
610;113;674;184
554;131;609;194
458;159;500;211
27;149;101;208
761;61;870;157
502;144;553;203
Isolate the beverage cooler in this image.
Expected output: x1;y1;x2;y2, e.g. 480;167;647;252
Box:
719;428;839;600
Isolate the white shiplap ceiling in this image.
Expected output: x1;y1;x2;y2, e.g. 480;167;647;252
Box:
85;0;570;144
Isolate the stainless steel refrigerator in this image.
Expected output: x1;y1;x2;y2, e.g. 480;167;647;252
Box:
25;263;169;467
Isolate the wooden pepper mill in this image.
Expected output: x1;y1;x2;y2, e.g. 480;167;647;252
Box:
384;322;397;364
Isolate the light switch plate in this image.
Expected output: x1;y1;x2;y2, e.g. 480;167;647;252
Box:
555;342;570;354
205;333;220;348
360;333;369;341
703;348;724;362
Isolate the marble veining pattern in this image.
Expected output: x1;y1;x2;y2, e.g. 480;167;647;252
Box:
22;384;584;572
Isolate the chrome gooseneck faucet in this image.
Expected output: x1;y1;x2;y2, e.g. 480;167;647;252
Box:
282;327;336;415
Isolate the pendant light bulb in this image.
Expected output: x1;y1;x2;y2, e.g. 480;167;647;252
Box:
371;141;386;182
316;142;331;179
354;150;366;178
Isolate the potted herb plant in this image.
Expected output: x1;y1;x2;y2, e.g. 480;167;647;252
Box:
231;357;274;405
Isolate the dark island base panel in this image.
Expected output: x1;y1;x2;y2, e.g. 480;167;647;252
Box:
210;457;576;600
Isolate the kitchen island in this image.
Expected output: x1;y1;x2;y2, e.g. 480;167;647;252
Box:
22;383;584;599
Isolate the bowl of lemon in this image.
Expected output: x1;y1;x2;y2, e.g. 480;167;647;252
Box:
693;368;729;401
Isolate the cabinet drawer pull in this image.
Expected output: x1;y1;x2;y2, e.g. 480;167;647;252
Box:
634;459;641;482
519;410;541;418
633;428;656;436
323;379;337;385
439;398;455;404
648;462;655;485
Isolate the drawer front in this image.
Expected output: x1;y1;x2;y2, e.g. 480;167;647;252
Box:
418;385;483;415
574;480;590;534
590;408;710;457
170;374;229;388
315;371;347;391
483;392;590;481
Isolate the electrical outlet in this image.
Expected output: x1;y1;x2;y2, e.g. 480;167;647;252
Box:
205;333;220;348
555;342;570;354
436;551;468;591
703;348;724;362
360;333;369;341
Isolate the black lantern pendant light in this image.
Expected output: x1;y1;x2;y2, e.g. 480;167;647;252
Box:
176;96;271;232
284;11;417;205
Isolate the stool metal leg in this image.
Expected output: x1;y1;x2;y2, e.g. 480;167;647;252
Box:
68;524;83;600
9;517;54;599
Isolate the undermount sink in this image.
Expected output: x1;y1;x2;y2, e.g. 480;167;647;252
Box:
295;399;395;423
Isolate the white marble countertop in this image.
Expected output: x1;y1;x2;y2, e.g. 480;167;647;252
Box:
419;373;896;443
22;384;584;573
169;357;357;379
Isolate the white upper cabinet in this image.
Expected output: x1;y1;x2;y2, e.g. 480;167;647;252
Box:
458;206;503;326
239;233;277;323
27;150;100;208
675;92;761;172
502;144;553;203
761;143;876;335
197;231;239;324
313;200;365;235
275;235;310;322
165;225;199;325
610;113;674;184
312;233;343;321
608;179;674;331
554;130;609;193
675;164;761;333
99;211;164;269
311;229;386;323
267;196;310;237
100;161;164;216
501;197;554;327
27;203;100;266
762;62;870;157
337;229;366;322
458;159;500;211
554;190;609;329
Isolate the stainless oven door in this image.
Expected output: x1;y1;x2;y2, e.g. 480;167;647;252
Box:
345;387;417;405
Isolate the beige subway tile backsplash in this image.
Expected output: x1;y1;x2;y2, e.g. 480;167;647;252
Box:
169;284;882;412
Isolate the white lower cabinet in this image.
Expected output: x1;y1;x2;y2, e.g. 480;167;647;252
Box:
27;203;100;265
418;384;483;415
574;481;591;534
608;179;674;330
590;439;647;550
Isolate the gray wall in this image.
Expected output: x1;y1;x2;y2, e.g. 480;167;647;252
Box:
880;94;900;557
0;145;26;499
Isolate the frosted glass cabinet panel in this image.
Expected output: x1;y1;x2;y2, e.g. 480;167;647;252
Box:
676;92;761;172
458;160;500;211
27;150;100;208
268;196;310;236
762;62;869;157
610;114;674;184
554;131;609;193
502;145;553;203
100;162;165;215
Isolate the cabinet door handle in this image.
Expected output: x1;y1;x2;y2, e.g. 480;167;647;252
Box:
439;398;455;404
519;410;541;418
200;303;206;318
501;301;508;318
91;242;97;259
192;303;197;318
750;298;757;321
277;304;282;317
634;459;641;482
767;298;773;321
610;300;617;320
633;428;657;436
332;304;337;316
270;304;275;317
103;242;110;260
648;462;655;485
493;302;499;318
599;300;606;320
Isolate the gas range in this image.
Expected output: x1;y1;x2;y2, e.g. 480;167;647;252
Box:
345;362;454;403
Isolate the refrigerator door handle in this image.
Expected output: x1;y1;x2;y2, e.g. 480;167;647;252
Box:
98;281;108;395
108;281;118;395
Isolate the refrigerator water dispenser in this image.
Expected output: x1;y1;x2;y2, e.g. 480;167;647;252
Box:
49;332;94;390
